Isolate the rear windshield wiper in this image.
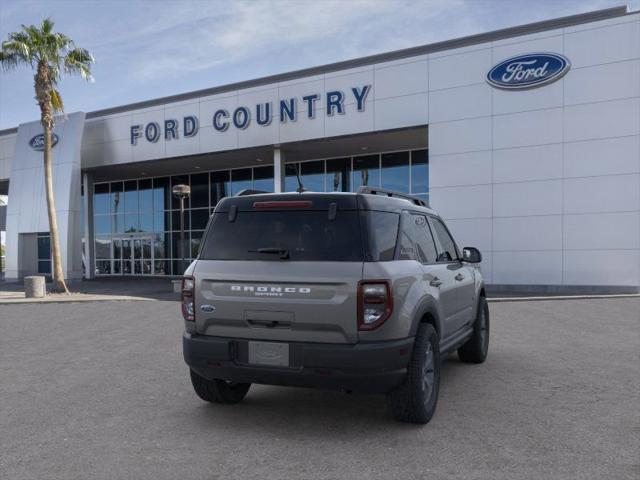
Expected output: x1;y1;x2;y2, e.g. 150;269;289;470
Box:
248;247;290;259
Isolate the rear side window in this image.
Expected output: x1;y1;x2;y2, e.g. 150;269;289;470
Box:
396;213;438;263
397;228;417;261
200;210;363;261
363;211;399;261
430;217;459;262
411;214;438;263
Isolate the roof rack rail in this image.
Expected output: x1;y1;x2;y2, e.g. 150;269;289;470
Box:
357;186;429;207
234;189;269;197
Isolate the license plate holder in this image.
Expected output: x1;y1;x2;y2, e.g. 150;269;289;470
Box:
248;341;289;367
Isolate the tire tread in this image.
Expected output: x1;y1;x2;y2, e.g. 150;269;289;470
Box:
387;323;440;424
458;296;490;364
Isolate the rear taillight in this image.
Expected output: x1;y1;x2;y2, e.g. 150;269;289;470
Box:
181;276;195;321
357;280;393;331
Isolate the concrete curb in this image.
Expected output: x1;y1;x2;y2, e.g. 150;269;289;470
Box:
2;292;638;305
488;293;640;303
0;295;160;305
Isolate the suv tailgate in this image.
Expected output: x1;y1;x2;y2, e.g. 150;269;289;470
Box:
193;261;362;343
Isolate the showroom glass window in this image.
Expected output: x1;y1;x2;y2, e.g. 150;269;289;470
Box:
381;151;410;193
352;154;381;190
285;150;427;197
94;166;280;276
92;149;428;276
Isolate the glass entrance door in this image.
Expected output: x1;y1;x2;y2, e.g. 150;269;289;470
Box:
133;237;153;274
114;236;153;275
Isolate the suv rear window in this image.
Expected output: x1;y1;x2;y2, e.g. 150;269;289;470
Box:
200;210;364;261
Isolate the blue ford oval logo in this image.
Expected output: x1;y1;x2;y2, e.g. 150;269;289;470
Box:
487;53;570;90
29;133;59;151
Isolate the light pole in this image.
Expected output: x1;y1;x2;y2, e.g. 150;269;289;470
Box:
172;184;191;274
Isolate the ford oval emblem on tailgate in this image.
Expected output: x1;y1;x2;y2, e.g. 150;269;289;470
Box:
200;304;216;313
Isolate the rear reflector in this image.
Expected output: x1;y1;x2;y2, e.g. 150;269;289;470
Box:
253;200;313;209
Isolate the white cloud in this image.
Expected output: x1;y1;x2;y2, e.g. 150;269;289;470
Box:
105;0;619;82
94;0;471;81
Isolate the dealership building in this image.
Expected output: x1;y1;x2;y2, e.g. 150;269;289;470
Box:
0;5;639;292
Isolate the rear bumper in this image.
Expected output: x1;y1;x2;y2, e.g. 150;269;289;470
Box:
183;333;414;394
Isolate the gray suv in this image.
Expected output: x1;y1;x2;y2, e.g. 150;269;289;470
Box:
182;187;489;424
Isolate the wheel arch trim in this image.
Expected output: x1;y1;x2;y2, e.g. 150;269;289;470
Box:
409;295;442;339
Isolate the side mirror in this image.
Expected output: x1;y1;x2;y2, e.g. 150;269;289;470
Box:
462;247;482;263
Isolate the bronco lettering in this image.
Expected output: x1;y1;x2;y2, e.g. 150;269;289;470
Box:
230;285;311;294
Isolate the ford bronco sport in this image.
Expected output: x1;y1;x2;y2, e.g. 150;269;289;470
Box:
182;187;489;424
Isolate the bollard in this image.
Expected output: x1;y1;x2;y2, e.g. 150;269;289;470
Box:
24;276;46;298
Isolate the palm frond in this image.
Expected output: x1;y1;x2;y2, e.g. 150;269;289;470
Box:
49;64;61;84
5;28;37;64
2;36;32;64
7;31;32;51
50;88;64;113
41;18;54;35
22;24;42;48
53;32;72;50
64;47;94;81
0;51;20;70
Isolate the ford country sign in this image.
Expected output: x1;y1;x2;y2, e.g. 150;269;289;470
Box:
29;133;59;151
129;84;371;146
487;53;570;90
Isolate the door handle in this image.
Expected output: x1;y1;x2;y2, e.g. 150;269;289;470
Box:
455;273;465;281
429;277;442;287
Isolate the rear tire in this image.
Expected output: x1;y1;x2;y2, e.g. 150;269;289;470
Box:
189;369;251;404
387;323;440;424
458;296;490;364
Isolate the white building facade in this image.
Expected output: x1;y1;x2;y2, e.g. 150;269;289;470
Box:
0;6;638;293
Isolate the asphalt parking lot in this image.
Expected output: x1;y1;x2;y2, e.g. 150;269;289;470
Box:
1;297;638;480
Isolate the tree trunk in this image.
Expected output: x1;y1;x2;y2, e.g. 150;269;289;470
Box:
43;122;69;294
36;63;69;294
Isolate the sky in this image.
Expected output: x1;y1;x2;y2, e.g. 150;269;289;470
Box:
0;0;636;130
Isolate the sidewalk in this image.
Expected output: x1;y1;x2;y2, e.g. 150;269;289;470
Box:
0;277;179;304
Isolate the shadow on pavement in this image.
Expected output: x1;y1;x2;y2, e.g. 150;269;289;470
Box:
184;355;473;433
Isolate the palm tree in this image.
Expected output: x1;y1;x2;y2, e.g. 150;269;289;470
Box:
0;18;94;293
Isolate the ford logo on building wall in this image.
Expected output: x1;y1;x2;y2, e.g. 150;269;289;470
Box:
29;133;59;151
487;53;570;90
